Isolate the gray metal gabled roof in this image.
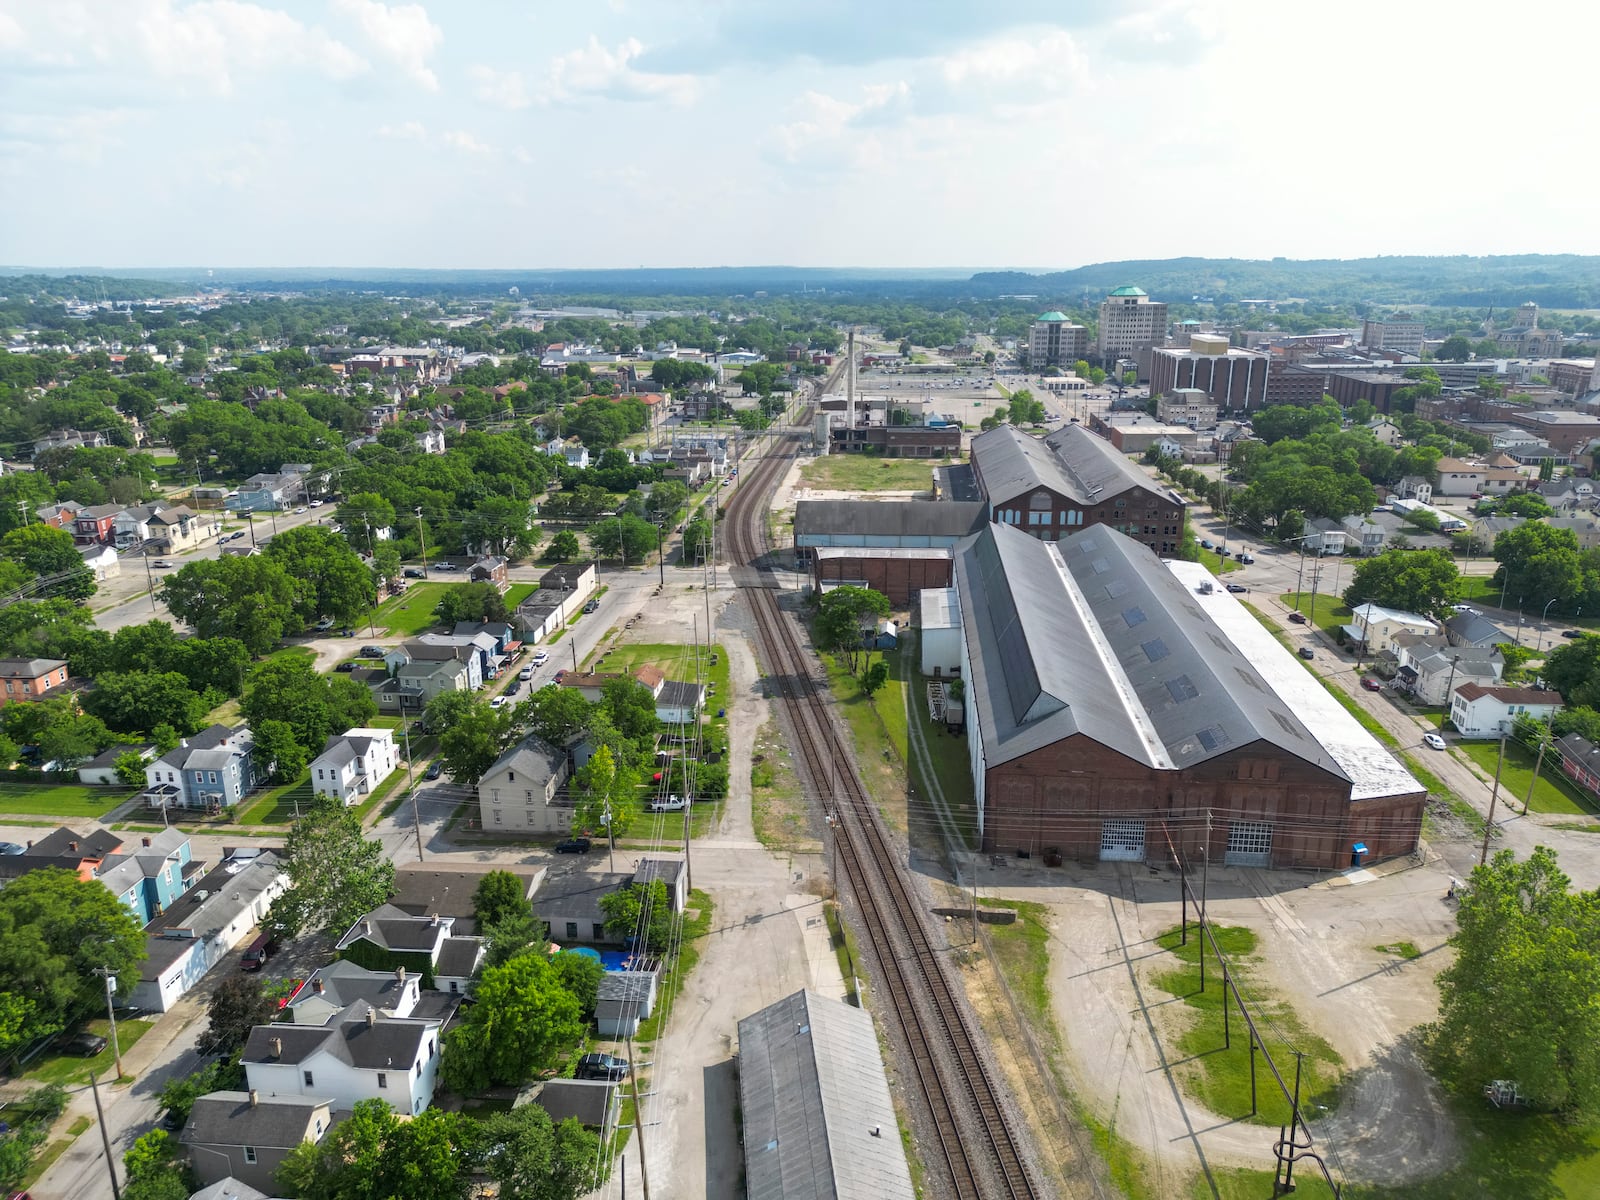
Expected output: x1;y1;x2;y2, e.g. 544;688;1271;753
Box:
793;500;988;541
738;989;914;1200
956;522;1347;780
970;423;1178;511
1043;423;1181;507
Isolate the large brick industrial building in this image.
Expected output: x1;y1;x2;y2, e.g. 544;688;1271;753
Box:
946;522;1425;869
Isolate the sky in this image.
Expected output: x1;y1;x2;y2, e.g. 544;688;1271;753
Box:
2;0;1598;272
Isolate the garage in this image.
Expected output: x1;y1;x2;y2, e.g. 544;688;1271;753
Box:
1225;821;1273;867
1099;818;1146;862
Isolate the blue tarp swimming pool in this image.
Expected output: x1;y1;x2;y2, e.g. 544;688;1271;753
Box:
558;947;638;972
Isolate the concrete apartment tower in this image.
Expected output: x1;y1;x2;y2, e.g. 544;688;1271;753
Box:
1096;286;1168;358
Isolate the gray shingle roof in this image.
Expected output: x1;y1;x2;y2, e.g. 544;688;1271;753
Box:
337;904;452;952
480;734;565;790
955;522;1345;778
738;989;914;1200
181;1091;328;1150
433;936;483;978
532;1079;617;1129
792;500;988;541
242;1000;436;1071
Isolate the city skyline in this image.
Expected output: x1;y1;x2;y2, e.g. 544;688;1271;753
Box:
3;0;1597;270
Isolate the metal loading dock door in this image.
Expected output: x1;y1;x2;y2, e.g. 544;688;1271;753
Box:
1100;818;1146;862
1225;821;1273;867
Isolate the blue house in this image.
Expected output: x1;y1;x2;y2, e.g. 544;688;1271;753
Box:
141;724;259;813
96;829;197;926
451;622;516;655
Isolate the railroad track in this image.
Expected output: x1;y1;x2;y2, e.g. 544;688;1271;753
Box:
722;423;1043;1199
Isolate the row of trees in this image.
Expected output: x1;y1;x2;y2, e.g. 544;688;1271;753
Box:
1492;522;1600;617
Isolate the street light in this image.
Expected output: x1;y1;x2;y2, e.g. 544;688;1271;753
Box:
1537;598;1559;653
92;967;125;1080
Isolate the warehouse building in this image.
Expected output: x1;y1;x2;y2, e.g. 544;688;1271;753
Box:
952;522;1424;869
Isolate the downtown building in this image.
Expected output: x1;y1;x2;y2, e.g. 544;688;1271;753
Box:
1027;312;1089;367
1097;286;1169;358
1149;333;1269;411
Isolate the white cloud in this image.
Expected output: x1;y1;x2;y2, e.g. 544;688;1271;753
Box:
542;37;699;106
441;129;494;155
938;29;1088;92
377;120;428;140
468;64;533;111
334;0;443;91
762;82;908;171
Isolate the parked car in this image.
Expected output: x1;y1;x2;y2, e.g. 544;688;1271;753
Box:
1298;646;1315;660
315;618;335;631
1288;612;1307;624
433;562;457;571
1423;732;1447;751
505;681;522;697
554;837;592;854
160;1108;185;1131
583;600;599;614
58;1032;108;1057
575;1052;629;1081
648;794;689;812
1361;676;1383;692
531;650;549;666
519;666;534;681
335;662;357;673
240;932;277;972
308;500;323;508
361;645;385;658
1236;553;1255;564
1562;630;1584;639
423;762;442;781
1200;539;1214;550
0;841;24;855
489;697;507;710
295;506;307;515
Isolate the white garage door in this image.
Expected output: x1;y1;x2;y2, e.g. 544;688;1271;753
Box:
1100;818;1146;862
1225;821;1273;867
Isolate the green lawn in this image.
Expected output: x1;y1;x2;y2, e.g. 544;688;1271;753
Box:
1456;576;1600;631
1458;739;1600;816
238;777;314;825
1195;547;1242;575
20;1018;155;1087
263;644;316;665
797;454;942;492
504;583;537;610
18;1115;94;1191
1151;926;1342;1127
1280;592;1354;640
975;899;1058;1052
0;782;134;819
599;642;730;710
374;583;451;637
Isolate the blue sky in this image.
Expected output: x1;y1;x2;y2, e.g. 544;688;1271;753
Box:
1;1;1595;271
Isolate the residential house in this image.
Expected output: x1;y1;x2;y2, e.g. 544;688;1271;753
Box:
413;632;499;680
1394;476;1434;503
477;735;573;836
1367;418;1404;446
1535;478;1597;511
96;829;197;926
559;665;664;706
226;471;302;512
371;644;480;713
77;742;154;786
1470;515;1526;552
309;728;399;807
0;825;123;887
1445;610;1508;649
181;1092;334;1193
1546;514;1600;550
335;905;485;995
141;724;257;812
190;1177;271;1200
534;869;634;946
1340;603;1437;655
131;851;288;1012
0;657;69;705
1555;733;1600;796
528;1080;620;1140
286;961;421;1026
112;503;162;547
34;428;107;455
388;863;543;935
147;504;209;551
450;621;516;656
1304;516;1347;555
1449;683;1563;738
655;680;706;726
78;542;121;580
241;999;442;1117
563;444;591;470
73;503;123;545
595;970;658;1039
633;856;688;912
1434;457;1529;497
1394;639;1503;705
415;428;447;454
468;555;509;588
35;500;84;530
1339;514;1386;556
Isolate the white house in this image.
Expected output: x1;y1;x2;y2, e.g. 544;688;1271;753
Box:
1339;515;1386;557
1367;418;1404;447
1395;640;1502;704
1340;603;1437;655
309;728;399;806
78;543;121;580
1304;517;1347;555
285;961;422;1026
563;444;591;469
655;680;706;726
77;742;153;786
241;1000;442;1117
1449;683;1563;739
336;904;486;996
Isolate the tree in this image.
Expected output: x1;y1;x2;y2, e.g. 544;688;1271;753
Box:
158;1059;245;1126
641;479;687;520
199;975;280;1056
436;695;515;786
1006;390;1045;426
599;678;659;744
681;516;711;563
275;1099;477;1200
1430;847;1600;1113
587;513;657;563
1;698;117;767
1342;548;1461;618
440;954;584;1093
336;492;398;549
544;531;580;562
264;526;376;627
1544;634;1600;709
482;908;546;970
81;671;209;735
861;660;890;696
815;585;891;674
548;952;604;1018
1553;705;1600;745
477;1104;601;1200
1436;335;1473;362
0;524;97;599
435;582;512;626
242;657;377;756
0;868;147;1048
123;1175;192;1200
516;683;595;747
267;799;396;938
124;1129;195;1195
252;718;309;785
160;556;297;655
473;870;529;929
1494;522;1584;611
599;880;674;952
571;742;622;837
114;750;150;786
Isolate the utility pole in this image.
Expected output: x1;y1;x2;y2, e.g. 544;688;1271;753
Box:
93;967;124;1080
402;719;424;861
365;519;379;637
416;507;429;579
655;521;665;587
1521;723;1551;817
1481;732;1508;866
624;1035;652;1200
1440;656;1460;731
142;551;157;613
89;1070;122;1200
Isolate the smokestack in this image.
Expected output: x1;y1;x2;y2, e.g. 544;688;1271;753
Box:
847;329;856;430
249;1089;259;1107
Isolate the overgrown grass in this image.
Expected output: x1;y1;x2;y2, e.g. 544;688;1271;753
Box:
1459;739;1600;816
0;782;134;818
824;900;867;1006
976;899;1059;1053
632;888;714;1045
20;1019;155;1087
504;583;537;610
1151;926;1342;1127
903;674;978;851
817;646;907;825
797;454;938;493
751;719;812;851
